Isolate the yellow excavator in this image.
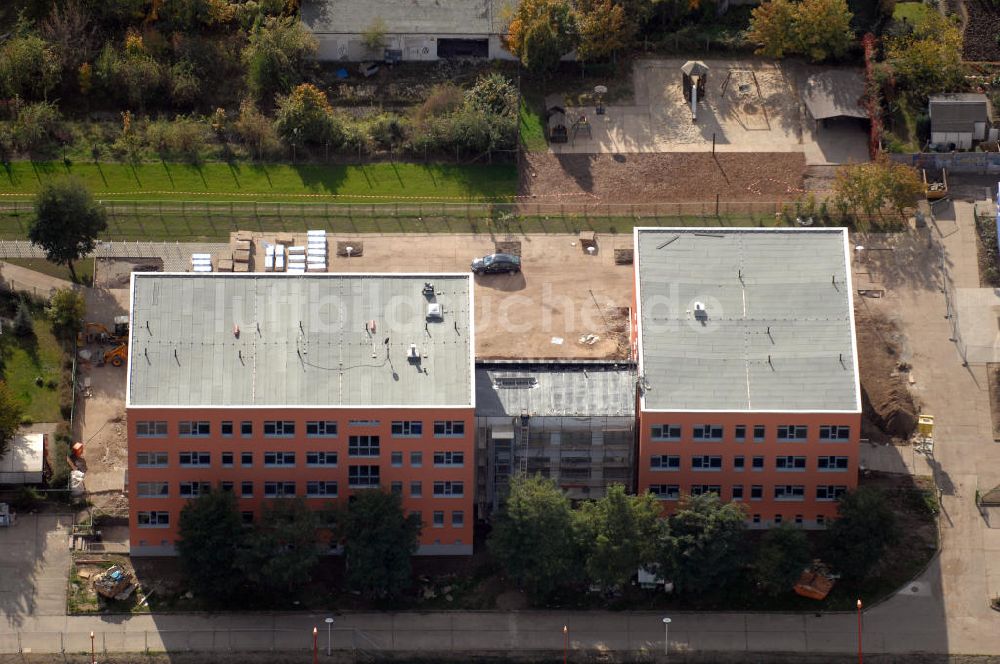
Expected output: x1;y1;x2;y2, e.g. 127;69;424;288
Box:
78;316;130;367
102;344;127;367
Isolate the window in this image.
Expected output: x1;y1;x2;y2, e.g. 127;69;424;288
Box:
753;425;766;442
306;451;338;467
306;421;338;437
179;452;210;467
434;421;465;437
391;481;403;495
817;514;826;526
692;425;724;441
410;510;423;524
691;455;722;471
819;425;851;441
776;456;807;471
240;421;253;437
263;451;296;467
816;485;848;501
751;485;763;500
433;511;445;528
264;481;296;498
774;514;783;525
179;481;211;497
241;511;254;525
452;511;464;527
241;481;253;497
221;452;233;467
178;421;210;437
751;456;764;470
349;419;380;427
774;485;805;501
306;481;338;498
221;421;233;436
752;514;762;524
732;485;744;501
795;514;803;525
650;455;681;470
734;455;745;470
690;484;721;496
348;465;380;488
348;435;380;457
433;481;464;497
136;421;167;437
410;481;423;498
735;425;746;442
264;421;295;437
433;451;465;467
777;425;808;441
391;452;403;467
220;481;233;492
137;482;168;498
136;452;168;467
410;451;423;467
818;456;850;471
649;484;680;500
240;452;253;467
137;511;169;528
651;424;681;441
391;421;423;437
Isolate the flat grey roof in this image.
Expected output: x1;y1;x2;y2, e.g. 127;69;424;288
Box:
475;362;636;418
929;94;990;132
127;274;474;408
803;71;866;120
301;0;517;35
634;228;860;413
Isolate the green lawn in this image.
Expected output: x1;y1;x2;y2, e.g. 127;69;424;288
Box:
893;1;933;23
4;258;95;286
0;161;518;202
519;98;548;153
0;316;64;423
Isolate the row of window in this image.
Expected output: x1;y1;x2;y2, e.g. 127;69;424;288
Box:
650;455;850;472
136;419;467;439
136;477;466;498
138;509;467;529
650;424;851;442
648;484;848;502
137;449;465;468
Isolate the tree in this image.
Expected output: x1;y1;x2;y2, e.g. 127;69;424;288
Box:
274;83;343;147
242;15;317;101
576;0;629;62
0;382;23;461
885;11;965;103
47;289;85;340
41;0;96;77
575;485;664;590
0;33;61;100
235;98;281;158
833;158;922;221
824;488;900;580
465;73;518;119
340;490;421;599
12;302;34;338
657;493;747;595
754;525;811;595
361;17;388;53
29;178;107;281
176;490;246;605
749;0;853;62
506;0;576;77
489;475;583;600
239;498;321;596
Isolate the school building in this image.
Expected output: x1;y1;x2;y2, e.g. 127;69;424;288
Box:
126;273;475;556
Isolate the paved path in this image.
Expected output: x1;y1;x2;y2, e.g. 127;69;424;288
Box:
0;241;230;272
0;515;73;630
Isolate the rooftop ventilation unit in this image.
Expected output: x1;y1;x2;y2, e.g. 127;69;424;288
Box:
408;344;421;363
426;303;443;320
693;301;708;321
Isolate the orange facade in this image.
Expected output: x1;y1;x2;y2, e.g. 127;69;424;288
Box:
637;411;860;526
127;406;475;556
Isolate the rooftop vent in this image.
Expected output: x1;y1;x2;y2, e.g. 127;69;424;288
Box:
408;344;421;363
495;376;537;389
426;303;443;320
693;301;708;321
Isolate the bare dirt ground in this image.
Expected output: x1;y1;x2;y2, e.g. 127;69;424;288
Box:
94;258;163;289
520;152;806;205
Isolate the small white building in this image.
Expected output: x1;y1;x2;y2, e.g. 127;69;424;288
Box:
301;0;519;62
929;93;994;150
0;432;45;485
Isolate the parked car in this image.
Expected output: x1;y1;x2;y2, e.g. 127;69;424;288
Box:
471;253;521;274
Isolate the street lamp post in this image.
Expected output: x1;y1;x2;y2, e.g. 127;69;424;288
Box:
562;625;569;664
325;617;335;656
662;617;672;658
857;599;863;664
313;626;318;664
90;631;95;664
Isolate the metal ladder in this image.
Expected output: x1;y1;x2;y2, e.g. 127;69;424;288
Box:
518;411;529;476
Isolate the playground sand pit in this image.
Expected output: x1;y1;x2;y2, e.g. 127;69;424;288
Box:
95;258;163;289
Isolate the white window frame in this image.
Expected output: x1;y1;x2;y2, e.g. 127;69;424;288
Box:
136;421;168;438
651;424;681;441
433;421;466;437
306;421;338;437
391;421;424;437
136;451;168;467
137;511;170;528
306;481;338;498
348;435;380;458
306;451;338;467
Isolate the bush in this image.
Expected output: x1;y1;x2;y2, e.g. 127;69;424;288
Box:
368;113;408;150
465;73;518;118
235;99;281;159
11;486;43;511
13;301;34;337
274;83;343;147
11;101;63;153
146;116;210;162
0;34;61;101
169;59;202;107
243;16;317;100
415;83;464;122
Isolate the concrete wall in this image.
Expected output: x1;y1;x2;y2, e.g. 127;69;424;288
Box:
313;33;515;62
127;406;475;555
637;410;861;527
889;151;1000;174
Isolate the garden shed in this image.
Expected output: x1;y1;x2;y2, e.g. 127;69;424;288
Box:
0;432;45;485
928;93;993;150
802;70;867;128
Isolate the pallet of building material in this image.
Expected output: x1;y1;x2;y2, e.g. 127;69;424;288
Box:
307;229;327;237
614;248;634;265
306;264;327;272
233;262;249;272
217;258;234;272
336;241;364;257
288;245;306;255
233;248;251;263
277;235;295;246
274;253;285;271
234;238;252;250
234;230;254;243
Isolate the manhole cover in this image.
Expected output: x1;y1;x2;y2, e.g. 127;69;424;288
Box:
911;585;920;593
